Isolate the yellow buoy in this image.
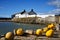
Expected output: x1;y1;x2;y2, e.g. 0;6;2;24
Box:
16;28;24;35
35;29;42;36
43;27;49;33
48;23;55;29
46;29;54;37
5;32;14;40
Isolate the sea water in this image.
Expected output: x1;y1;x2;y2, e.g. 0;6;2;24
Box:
0;22;46;35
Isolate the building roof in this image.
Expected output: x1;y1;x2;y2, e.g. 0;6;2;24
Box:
20;10;26;14
55;14;60;16
28;9;37;15
11;9;37;18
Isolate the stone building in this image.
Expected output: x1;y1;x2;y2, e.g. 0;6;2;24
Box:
45;15;55;23
55;14;60;24
11;9;38;23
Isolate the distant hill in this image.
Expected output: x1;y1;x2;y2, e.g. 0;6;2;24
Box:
0;17;11;20
0;17;11;18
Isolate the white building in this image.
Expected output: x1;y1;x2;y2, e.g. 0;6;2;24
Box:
12;9;56;23
12;9;37;18
45;15;55;23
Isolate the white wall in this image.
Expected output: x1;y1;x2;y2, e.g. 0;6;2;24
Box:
15;13;37;18
15;13;55;18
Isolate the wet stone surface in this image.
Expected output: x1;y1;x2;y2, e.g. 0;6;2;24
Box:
0;35;60;40
0;31;60;40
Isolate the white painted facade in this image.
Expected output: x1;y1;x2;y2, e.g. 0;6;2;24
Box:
14;12;55;23
15;13;37;18
15;13;55;18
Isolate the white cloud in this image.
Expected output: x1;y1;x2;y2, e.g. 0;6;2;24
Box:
47;0;60;15
47;9;60;15
48;0;60;8
50;9;60;13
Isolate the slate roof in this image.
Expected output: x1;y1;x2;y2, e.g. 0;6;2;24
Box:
20;10;26;14
28;9;37;15
12;9;37;18
12;9;37;15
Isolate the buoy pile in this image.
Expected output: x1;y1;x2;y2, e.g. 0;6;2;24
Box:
3;23;56;40
45;23;55;37
35;23;55;37
5;28;24;40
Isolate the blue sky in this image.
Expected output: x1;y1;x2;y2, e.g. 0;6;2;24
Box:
0;0;56;17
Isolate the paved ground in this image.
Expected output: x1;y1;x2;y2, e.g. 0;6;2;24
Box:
0;31;60;40
0;34;60;40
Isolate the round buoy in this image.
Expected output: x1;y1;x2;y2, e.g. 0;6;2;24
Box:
48;23;55;29
16;28;24;35
35;29;42;36
46;29;54;37
5;32;14;40
43;27;49;33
